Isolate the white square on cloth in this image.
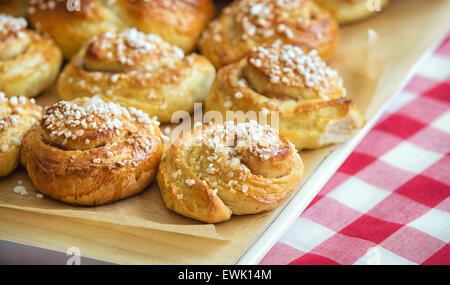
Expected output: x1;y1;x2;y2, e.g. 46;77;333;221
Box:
380;141;443;173
328;177;390;213
280;217;335;252
431;110;450;134
415;54;450;81
408;208;450;243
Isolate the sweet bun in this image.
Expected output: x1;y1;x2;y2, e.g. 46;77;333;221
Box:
315;0;389;24
58;28;215;123
199;0;338;68
157;120;304;223
205;42;365;150
20;96;163;205
0;14;62;98
0;92;41;177
29;0;215;58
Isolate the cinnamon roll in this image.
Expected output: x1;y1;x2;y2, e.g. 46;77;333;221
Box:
58;28;216;123
0;14;62;98
205;42;365;150
199;0;339;68
315;0;390;24
29;0;215;59
157;120;304;223
0;92;41;177
20;96;163;206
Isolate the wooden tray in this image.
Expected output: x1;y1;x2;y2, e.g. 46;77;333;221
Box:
0;0;449;264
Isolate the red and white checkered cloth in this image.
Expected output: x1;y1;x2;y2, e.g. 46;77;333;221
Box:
260;33;450;265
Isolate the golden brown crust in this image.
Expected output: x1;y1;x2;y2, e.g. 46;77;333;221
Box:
205;42;366;150
20;96;164;205
157;121;304;223
315;0;389;24
0;0;29;18
29;0;215;58
0;14;62;98
199;0;339;68
58;29;215;123
0;92;42;177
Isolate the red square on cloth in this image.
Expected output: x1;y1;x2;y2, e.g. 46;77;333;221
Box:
395;175;450;208
338;152;377;175
380;226;446;264
288;253;340;265
423;82;450;103
421;244;450;265
339;215;403;244
374;114;426;139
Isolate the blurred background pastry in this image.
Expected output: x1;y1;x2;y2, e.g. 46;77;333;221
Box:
157;120;304;223
205;42;365;150
0;14;62;98
58;28;215;123
20;96;163;205
0;92;41;177
28;0;215;59
199;0;338;68
315;0;390;24
0;0;29;18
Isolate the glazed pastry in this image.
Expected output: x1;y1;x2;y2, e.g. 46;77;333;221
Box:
0;92;41;177
315;0;389;24
205;42;365;150
29;0;215;58
0;14;62;98
199;0;338;68
157;120;304;223
20;96;163;205
0;0;29;18
58;28;215;123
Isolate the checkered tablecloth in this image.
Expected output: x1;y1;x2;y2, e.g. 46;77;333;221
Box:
260;33;450;265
